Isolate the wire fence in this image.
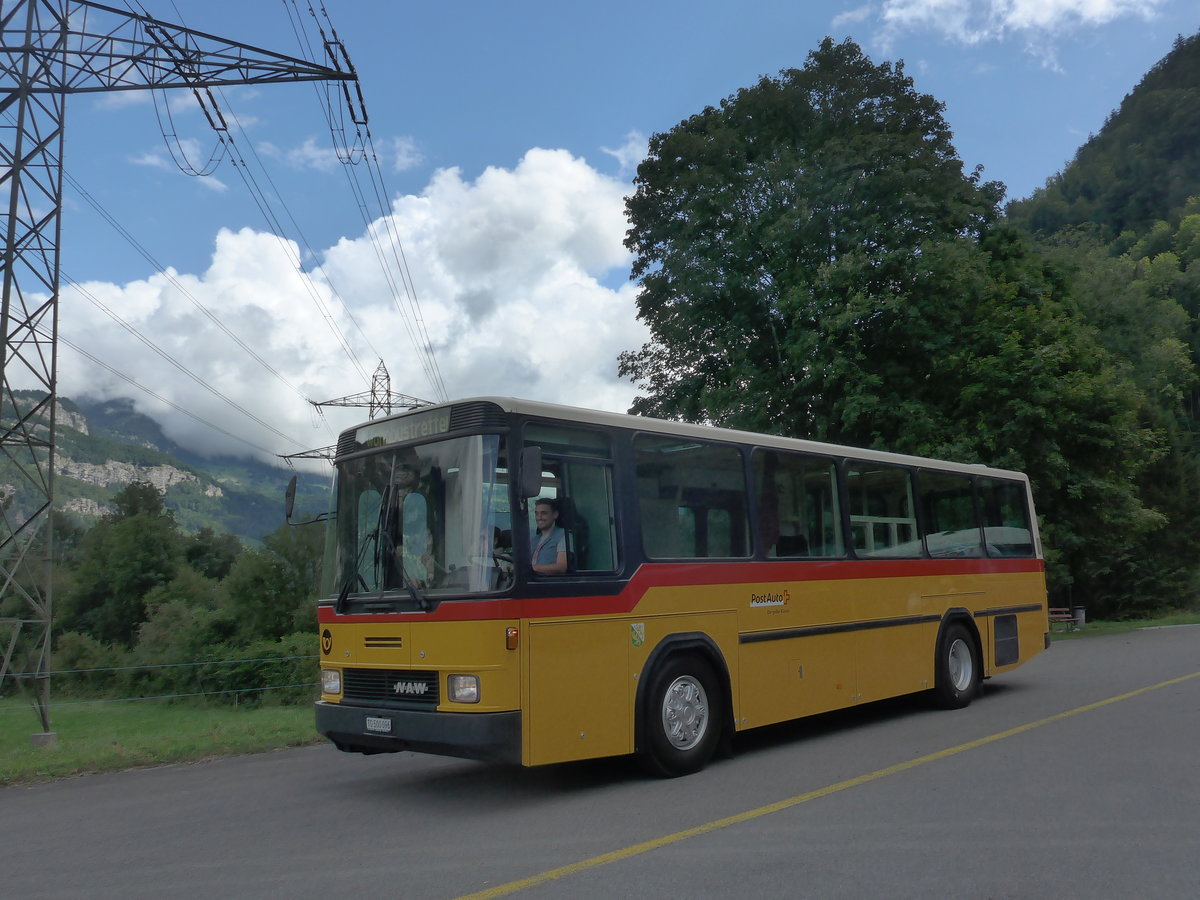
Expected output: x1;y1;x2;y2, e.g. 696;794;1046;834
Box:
0;653;320;711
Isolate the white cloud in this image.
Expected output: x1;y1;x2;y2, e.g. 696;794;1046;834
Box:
94;90;150;110
832;4;875;30
253;134;420;174
876;0;1166;62
59;147;645;463
129;137;230;190
389;136;423;172
129;150;172;171
283;136;342;172
196;175;229;194
601;131;648;176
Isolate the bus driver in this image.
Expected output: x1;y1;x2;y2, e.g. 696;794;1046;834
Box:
531;498;568;575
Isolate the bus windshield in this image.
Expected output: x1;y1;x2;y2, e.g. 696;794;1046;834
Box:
330;434;513;603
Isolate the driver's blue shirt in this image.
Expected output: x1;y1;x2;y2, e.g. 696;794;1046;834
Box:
532;526;566;565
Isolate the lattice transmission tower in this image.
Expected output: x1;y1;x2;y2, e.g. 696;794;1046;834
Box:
0;0;357;738
280;360;432;464
317;359;431;420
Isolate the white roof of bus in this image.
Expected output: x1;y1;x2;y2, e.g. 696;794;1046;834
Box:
371;397;1030;483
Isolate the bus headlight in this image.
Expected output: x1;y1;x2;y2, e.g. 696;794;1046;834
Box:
448;674;479;703
321;668;342;695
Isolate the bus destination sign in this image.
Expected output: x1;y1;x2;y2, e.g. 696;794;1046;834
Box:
357;408;452;449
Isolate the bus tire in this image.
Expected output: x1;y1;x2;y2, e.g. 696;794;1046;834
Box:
638;653;722;778
932;622;980;709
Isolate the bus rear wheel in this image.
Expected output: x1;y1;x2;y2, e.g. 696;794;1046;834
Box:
638;654;722;777
932;622;980;709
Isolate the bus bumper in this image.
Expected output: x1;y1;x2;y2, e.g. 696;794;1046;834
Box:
315;701;521;764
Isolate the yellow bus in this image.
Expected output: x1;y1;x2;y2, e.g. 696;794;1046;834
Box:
312;398;1048;776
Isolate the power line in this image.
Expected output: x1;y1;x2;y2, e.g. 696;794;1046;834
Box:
60;163;322;407
41;124;347;461
136;0;439;397
222;142;373;385
153;0;443;399
8;107;346;456
296;0;450;402
68;2;445;421
52;329;293;458
15;1;436;466
125;0;374;387
63;273;311;451
212;87;385;379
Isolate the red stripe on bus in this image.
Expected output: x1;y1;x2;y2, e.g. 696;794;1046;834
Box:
317;557;1044;624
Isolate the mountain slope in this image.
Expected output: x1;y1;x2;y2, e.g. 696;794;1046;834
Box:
31;394;330;542
1006;31;1200;238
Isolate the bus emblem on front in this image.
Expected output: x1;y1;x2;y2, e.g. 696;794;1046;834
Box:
393;681;428;695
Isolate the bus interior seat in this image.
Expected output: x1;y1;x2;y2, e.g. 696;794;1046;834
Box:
638;482;682;558
557;496;589;570
775;534;809;557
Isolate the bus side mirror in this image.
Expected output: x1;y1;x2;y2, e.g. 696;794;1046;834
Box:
284;474;330;526
285;475;297;523
519;447;543;498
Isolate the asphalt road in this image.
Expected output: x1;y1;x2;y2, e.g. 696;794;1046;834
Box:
4;626;1200;899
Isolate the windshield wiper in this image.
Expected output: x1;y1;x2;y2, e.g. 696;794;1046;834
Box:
398;555;431;612
334;572;367;615
336;525;382;614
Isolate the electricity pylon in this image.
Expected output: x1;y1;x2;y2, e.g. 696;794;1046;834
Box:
0;0;357;737
281;361;431;464
315;360;432;420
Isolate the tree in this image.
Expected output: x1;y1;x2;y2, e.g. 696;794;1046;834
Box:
261;521;325;601
621;37;1003;438
1004;32;1200;240
1033;225;1200;614
57;482;184;646
220;522;324;641
185;527;243;581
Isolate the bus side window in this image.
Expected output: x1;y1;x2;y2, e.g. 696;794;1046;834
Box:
919;471;983;558
559;461;618;572
634;435;749;559
638;473;683;558
753;449;843;558
524;422;619;573
978;477;1035;557
846;464;919;557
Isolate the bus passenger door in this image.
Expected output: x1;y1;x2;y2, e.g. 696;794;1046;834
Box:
524;618;631;766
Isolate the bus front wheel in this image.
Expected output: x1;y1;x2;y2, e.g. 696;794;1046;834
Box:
638;654;722;777
932;622;980;709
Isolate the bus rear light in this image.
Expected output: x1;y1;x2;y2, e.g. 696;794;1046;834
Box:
448;674;479;703
506;626;519;650
320;668;342;696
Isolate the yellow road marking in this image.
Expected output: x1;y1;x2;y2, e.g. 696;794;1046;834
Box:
457;670;1200;899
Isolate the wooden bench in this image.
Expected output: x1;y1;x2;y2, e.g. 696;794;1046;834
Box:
1049;607;1078;631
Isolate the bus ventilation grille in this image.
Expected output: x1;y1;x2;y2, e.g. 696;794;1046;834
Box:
342;669;440;707
450;402;507;431
335;431;359;458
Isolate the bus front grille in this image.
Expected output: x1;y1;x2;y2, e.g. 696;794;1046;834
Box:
342;668;440;707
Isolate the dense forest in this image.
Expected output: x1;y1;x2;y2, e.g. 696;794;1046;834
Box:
999;32;1200;615
1;482;324;703
622;33;1200;619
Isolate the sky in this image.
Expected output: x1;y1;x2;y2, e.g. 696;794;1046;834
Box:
32;0;1200;466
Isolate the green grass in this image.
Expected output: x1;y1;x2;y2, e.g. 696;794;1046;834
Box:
1050;609;1200;639
0;699;320;786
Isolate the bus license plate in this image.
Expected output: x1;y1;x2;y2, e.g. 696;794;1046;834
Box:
365;716;392;734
